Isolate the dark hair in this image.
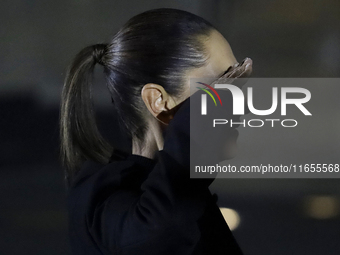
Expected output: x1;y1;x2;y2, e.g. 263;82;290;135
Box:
60;8;214;182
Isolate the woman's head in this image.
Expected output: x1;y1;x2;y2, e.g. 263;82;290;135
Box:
60;8;238;181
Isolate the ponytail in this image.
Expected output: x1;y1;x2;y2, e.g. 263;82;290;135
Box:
60;44;112;182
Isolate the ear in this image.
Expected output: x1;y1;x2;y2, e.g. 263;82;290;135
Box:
141;83;177;125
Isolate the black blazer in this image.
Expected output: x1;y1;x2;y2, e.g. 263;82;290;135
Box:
67;96;243;255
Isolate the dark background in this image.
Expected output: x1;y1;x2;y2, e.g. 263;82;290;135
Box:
1;0;339;254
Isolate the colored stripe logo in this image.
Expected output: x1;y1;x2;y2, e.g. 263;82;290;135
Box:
196;82;222;106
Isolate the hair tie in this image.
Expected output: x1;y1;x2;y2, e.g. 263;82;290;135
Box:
93;44;107;66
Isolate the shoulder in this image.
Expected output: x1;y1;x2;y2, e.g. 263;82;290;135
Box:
67;157;153;252
68;160;129;189
67;157;139;215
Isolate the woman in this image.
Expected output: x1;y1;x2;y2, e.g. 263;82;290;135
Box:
61;8;251;255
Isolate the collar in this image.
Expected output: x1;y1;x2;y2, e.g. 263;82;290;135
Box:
110;148;157;170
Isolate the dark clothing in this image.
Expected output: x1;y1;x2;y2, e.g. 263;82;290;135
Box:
67;96;243;255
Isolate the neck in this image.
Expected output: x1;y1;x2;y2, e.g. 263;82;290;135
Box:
132;119;164;159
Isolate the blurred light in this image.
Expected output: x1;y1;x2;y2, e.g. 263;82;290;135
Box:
219;207;240;231
304;195;339;219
